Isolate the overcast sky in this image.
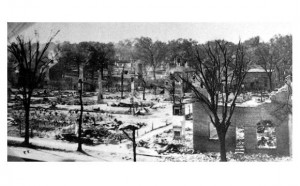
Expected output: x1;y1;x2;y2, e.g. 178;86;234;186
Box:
15;22;292;44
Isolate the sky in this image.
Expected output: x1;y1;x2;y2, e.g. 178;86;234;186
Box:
10;22;293;44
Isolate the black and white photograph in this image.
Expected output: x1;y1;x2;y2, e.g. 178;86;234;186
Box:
1;0;299;186
6;22;293;162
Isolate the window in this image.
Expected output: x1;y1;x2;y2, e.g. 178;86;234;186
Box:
257;120;277;149
174;108;180;115
209;123;218;140
174;131;181;137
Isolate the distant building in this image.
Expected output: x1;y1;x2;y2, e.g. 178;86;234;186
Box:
243;66;274;91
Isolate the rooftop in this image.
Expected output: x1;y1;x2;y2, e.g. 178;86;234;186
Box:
248;68;266;73
247;66;273;73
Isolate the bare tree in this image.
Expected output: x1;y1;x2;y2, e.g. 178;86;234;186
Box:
179;40;250;161
77;79;84;152
8;31;59;146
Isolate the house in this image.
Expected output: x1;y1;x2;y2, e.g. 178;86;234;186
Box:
243;66;274;91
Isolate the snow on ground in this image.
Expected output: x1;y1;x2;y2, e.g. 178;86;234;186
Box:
29;99;182;138
9;91;287;162
238;97;266;107
8;146;104;162
8;136;161;162
7;91;196;162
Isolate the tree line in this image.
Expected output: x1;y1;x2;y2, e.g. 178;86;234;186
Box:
45;35;291;92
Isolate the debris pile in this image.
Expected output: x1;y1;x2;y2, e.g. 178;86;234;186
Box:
161;152;291;162
137;127;194;155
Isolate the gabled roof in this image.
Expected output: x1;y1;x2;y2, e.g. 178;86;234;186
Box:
247;65;273;73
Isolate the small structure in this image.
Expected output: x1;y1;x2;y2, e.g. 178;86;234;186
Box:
173;103;185;116
173;125;182;140
173;117;186;140
243;66;273;91
173;102;193;117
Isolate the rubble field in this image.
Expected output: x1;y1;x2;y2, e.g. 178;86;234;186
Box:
7;89;291;162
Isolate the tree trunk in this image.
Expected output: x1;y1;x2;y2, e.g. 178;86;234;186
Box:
218;131;227;162
268;73;273;91
77;80;83;152
91;70;95;91
97;70;103;104
275;65;281;86
143;83;146;100
153;67;156;80
24;102;30;146
132;129;137;162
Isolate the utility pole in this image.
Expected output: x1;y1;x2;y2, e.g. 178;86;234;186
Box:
130;58;136;115
131;76;135;115
121;64;125;99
